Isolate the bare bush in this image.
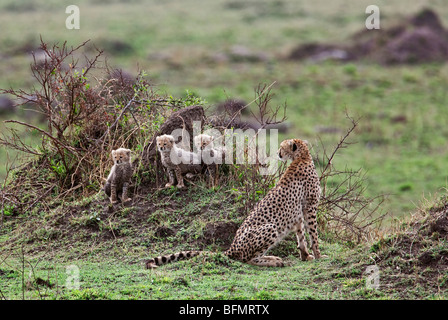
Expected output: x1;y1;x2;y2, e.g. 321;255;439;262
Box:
315;114;387;243
220;83;287;214
0;39;182;208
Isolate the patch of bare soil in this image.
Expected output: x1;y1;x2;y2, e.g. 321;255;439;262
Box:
201;221;239;247
289;8;448;65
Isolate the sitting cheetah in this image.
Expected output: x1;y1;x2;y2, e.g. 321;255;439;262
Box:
156;134;202;189
145;138;322;268
103;148;133;204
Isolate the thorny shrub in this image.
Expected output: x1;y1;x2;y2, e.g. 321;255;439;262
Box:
0;39;191;209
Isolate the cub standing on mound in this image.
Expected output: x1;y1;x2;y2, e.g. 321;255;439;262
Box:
193;134;225;159
103;148;133;204
156;134;202;189
193;134;226;187
145;138;322;268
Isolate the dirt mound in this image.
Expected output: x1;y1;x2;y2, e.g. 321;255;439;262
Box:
289;8;448;65
371;197;448;296
410;8;445;32
367;26;448;65
202;221;239;246
216;98;249;116
0;96;15;114
155;225;176;237
426;202;448;238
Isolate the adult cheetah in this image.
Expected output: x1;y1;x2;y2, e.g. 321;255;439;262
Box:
145;138;322;268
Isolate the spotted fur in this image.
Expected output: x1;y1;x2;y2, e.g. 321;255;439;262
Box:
156;134;202;189
103;148;133;204
145;138;322;268
224;139;322;266
193;134;225;187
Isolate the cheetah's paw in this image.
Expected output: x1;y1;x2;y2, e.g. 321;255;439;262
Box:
306;254;315;261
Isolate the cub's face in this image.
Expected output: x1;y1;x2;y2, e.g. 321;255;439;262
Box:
112;148;131;164
156;135;175;152
194;134;214;151
278;139;308;162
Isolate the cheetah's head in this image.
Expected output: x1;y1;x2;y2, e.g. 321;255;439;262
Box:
278;139;309;162
194;134;214;151
156;134;175;152
112;148;131;164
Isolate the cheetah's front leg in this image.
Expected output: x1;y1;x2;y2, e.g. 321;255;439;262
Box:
206;164;218;188
295;217;314;261
303;199;322;259
213;164;219;187
174;166;185;189
122;182;132;203
110;182;118;204
165;169;176;188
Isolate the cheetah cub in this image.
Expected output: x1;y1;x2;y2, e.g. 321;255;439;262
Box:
103;148;133;204
193;134;226;187
156;134;202;189
193;134;226;161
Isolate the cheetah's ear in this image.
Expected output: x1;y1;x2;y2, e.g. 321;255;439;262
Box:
292;143;298;152
126;149;131;156
111;150;116;156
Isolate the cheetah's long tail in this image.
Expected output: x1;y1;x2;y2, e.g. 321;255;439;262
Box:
145;250;202;269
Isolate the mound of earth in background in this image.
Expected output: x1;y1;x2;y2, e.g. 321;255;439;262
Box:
289;8;448;65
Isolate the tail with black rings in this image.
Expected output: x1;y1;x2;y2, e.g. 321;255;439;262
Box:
145;250;201;269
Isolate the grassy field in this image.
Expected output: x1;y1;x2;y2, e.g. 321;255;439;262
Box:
1;0;448;302
2;187;447;301
0;245;387;300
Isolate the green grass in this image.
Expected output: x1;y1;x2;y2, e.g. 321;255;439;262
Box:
0;239;384;300
2;185;447;300
3;231;445;300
